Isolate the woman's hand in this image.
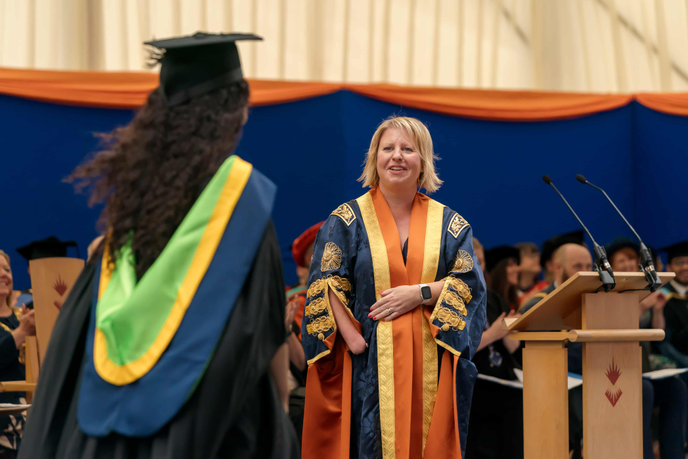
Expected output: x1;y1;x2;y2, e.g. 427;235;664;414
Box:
285;298;299;331
17;306;35;336
369;285;422;322
640;290;666;314
11;305;35;349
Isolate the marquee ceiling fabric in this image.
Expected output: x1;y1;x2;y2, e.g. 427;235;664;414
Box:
0;67;686;121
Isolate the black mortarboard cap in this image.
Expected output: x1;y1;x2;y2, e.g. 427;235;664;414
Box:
540;230;585;268
604;237;640;259
16;236;77;262
485;245;520;273
660;241;688;263
145;32;262;106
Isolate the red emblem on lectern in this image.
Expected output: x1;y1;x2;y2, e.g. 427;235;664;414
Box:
53;275;68;297
605;388;623;407
604;358;622;407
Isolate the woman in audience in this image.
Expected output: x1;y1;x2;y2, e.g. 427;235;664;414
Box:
466;240;523;459
606;237;687;459
301;116;486;459
486;245;521;310
0;251;35;459
514;242;541;300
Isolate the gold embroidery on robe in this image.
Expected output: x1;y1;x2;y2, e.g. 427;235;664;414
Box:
321;242;342;272
452;250;474;273
436;307;466;332
326;275;351;306
307;316;334;339
443;291;468;315
448;277;473;303
305;297;327;316
447;213;469;239
307;279;325;299
331;203;356;226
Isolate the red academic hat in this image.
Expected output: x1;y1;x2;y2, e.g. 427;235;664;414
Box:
292;222;324;268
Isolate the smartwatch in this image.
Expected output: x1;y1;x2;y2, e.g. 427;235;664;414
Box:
419;284;432;304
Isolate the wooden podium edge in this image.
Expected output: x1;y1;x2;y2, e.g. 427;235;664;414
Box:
509;329;664;342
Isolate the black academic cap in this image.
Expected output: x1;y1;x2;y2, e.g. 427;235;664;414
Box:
16;236;77;262
146;32;262;106
485;245;520;273
540;230;585;268
660;241;688;263
604;237;640;259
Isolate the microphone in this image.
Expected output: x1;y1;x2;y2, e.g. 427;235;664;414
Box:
576;174;662;292
542;175;616;292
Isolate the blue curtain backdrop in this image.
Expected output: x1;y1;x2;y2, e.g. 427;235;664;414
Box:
1;92;684;289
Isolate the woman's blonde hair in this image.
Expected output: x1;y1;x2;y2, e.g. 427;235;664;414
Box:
0;251;12;308
358;116;443;193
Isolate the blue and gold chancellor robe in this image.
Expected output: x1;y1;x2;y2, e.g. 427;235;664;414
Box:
302;188;486;459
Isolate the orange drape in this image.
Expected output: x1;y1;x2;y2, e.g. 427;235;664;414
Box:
2;67;688;121
635;93;688;117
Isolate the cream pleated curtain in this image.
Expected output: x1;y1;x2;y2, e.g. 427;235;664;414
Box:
1;0;687;93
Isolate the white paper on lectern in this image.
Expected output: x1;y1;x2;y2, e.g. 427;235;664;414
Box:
477;369;583;390
642;368;688;380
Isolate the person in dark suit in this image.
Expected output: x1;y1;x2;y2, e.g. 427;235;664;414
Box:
661;241;688;362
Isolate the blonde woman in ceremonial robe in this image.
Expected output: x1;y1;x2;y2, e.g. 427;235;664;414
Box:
301;116;487;459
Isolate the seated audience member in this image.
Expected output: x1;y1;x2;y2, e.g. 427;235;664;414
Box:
513;242;541;300
606;237;687;459
660;241;688;361
287;222;323;334
520;230;584;307
520;242;591;314
0;251;36;459
466;239;523;459
485;245;521;310
284;222;322;444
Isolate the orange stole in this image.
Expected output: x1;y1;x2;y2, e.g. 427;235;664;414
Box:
302;189;463;459
370;188;461;459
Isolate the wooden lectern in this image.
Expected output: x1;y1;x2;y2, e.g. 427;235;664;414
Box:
0;257;84;400
505;271;674;459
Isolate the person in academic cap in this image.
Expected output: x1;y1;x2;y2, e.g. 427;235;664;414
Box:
19;32;298;459
0;250;35;459
658;242;688;363
14;236;78;309
465;239;523;459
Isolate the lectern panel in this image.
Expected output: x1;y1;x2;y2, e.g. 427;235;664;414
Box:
582;342;642;459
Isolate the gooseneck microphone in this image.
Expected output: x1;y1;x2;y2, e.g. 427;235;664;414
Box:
543;175;616;292
576;174;662;292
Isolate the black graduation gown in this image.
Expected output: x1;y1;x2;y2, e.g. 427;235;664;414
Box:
663;282;688;354
466;290;524;459
18;222;299;459
0;314;26;453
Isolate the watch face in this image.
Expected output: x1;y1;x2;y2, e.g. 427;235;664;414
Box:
421;285;432;300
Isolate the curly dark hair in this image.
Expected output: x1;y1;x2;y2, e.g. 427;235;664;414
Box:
69;81;250;279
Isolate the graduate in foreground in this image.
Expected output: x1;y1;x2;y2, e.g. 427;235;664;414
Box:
19;32;298;459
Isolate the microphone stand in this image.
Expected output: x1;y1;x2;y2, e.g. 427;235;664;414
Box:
543;175;616;292
576;175;662;292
